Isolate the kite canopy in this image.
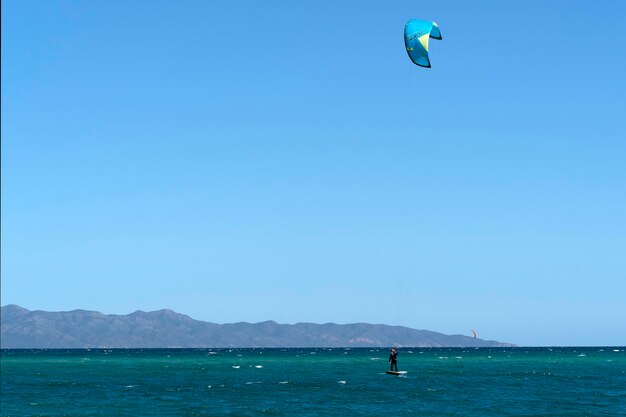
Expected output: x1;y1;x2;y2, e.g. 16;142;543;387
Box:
404;19;442;68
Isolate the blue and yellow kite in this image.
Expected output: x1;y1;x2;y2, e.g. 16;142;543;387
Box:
404;19;442;68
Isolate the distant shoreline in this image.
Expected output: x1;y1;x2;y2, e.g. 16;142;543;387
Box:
1;305;516;349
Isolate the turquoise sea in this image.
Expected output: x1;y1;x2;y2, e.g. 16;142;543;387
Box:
1;347;625;416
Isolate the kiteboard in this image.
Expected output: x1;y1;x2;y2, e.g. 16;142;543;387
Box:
386;371;405;376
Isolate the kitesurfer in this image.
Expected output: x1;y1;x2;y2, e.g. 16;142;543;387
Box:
388;348;398;372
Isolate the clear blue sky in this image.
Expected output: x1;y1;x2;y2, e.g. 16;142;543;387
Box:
2;0;625;346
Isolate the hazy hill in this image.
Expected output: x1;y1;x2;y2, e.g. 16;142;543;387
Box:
1;305;515;348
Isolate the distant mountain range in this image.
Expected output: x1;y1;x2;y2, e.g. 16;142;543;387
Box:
1;305;515;348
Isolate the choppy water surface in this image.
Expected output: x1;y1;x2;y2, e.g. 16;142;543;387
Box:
2;347;625;416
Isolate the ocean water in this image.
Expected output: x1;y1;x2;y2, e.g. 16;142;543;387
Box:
1;347;625;416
